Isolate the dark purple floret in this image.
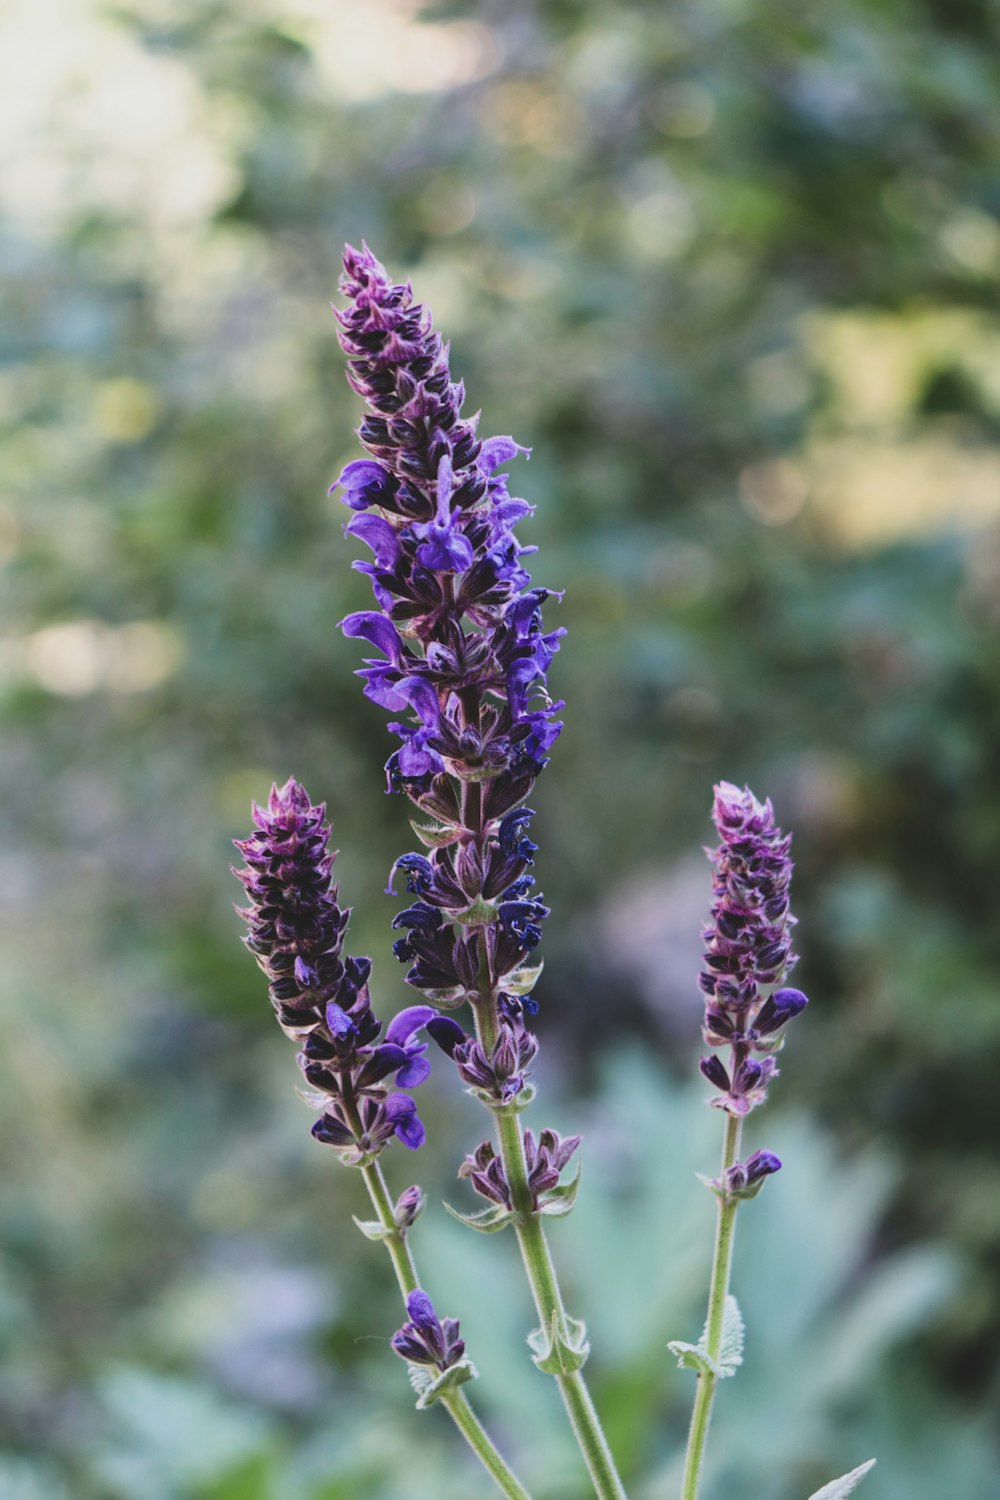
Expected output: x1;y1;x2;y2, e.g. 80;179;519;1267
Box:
721;1149;783;1197
697;782;805;1119
458;1127;579;1212
233;777;430;1161
391;1289;466;1371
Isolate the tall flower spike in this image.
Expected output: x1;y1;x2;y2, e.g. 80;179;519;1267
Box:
334;246;563;1023
334;248;630;1500
698;781;807;1122
233;777;429;1159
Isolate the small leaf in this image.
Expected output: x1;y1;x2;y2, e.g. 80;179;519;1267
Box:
442;1200;515;1234
807;1460;876;1500
414;985;467;1007
538;1166;582;1218
528;1311;590;1374
505;960;544;996
668;1296;744;1380
407;1358;479;1410
715;1295;745;1377
409;818;460;849
667;1340;718;1378
351;1215;394;1243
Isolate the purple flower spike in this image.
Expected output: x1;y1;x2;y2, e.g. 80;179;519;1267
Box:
234;777;430;1163
697;783;802;1118
334;244;563;1043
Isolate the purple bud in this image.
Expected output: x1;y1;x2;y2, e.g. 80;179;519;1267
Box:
406;1289;438;1331
394;1184;426;1229
772;987;808;1018
745;1149;782;1182
700;1055;731;1091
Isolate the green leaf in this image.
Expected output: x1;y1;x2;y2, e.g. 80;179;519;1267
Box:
668;1295;744;1379
442;1200;515;1234
505;960;544;996
409;818;460;849
407;1357;478;1410
528;1311;590;1374
715;1294;745;1377
538;1166;582;1218
351;1215;394;1243
666;1339;718;1377
414;985;467;1007
807;1460;876;1500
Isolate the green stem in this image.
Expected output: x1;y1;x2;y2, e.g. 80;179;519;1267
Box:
475;994;629;1500
679;1112;743;1500
456;726;624;1497
358;1154;533;1500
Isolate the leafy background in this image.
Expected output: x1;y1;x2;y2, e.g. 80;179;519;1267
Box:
2;0;999;1495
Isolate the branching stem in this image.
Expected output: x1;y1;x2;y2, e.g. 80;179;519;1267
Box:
358;1154;534;1500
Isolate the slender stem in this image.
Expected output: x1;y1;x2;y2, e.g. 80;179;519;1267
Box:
357;1156;533;1500
360;1156;420;1294
444;1384;535;1500
679;1112;743;1500
474;981;628;1500
457;710;625;1497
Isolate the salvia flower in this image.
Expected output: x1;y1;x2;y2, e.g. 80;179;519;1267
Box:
334;244;562;1027
391;1289;465;1372
698;782;807;1119
426;1004;539;1105
233;778;431;1160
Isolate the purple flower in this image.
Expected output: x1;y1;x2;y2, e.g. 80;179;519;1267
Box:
233;778;429;1160
331;458;398;511
697;783;805;1120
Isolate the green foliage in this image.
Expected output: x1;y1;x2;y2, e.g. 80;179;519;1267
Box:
807;1461;876;1500
668;1295;744;1380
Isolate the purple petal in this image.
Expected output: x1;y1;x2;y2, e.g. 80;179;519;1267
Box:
340;611;403;663
426;1016;467;1055
386;1005;439;1046
395;678;441;728
395;1054;432;1088
384;1094;425;1150
330;459;395;509
346;513;400;570
479;436;530;472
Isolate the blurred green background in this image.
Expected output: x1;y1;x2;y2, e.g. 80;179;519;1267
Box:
2;0;1000;1495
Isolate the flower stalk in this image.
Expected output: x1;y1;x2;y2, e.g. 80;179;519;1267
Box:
674;783;808;1500
679;1113;742;1500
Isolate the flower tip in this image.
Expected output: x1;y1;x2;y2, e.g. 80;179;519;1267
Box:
773;987;808;1018
406;1288;437;1326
